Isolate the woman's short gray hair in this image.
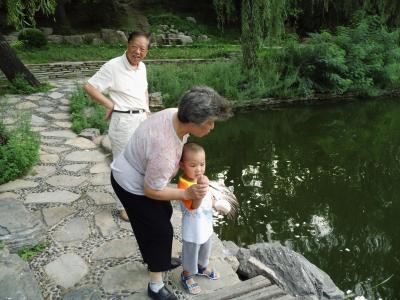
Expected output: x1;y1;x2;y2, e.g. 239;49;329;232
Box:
177;86;232;125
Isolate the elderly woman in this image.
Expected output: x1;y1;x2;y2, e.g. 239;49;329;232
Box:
110;86;232;300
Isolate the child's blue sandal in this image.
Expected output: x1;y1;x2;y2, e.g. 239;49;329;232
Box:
181;273;201;295
197;265;220;280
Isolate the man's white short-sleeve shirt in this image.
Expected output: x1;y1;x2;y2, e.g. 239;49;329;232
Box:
87;52;149;111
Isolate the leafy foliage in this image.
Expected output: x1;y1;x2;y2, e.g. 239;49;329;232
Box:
18;241;49;261
8;74;52;94
0;118;40;184
18;28;47;48
70;87;108;134
275;15;400;96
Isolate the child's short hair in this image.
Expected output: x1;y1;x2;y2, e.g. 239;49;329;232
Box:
181;142;204;161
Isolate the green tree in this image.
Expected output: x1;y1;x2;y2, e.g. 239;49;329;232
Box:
0;0;56;87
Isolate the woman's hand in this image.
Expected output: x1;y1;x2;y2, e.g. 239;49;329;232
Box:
184;176;209;201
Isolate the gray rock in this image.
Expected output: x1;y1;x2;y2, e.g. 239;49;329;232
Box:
42;206;75;226
47;35;64;43
54;121;72;128
0;192;18;200
92;38;103;45
90;172;111;186
26;191;80;204
63;286;101;300
65;150;107;162
101;262;149;294
82;33;100;43
149;92;163;107
87;191;115;205
65;137;97;149
0;179;38;192
89;162;110;174
48;91;64;99
0;248;44;300
41;130;77;138
46;175;87;187
95;211;118;236
45;253;89;289
41;145;70;153
78;128;100;140
63;164;88;172
222;240;240;256
177;34;193;45
186;16;196;23
40;27;53;36
236;243;344;299
48;112;70;120
52;217;90;246
30;165;57;178
25;95;41;101
92;237;138;260
31;115;47;126
100;135;112;153
16;101;37;109
197;34;209;41
36;106;54;113
0;198;46;252
40;153;59;163
64;35;84;45
101;29;127;44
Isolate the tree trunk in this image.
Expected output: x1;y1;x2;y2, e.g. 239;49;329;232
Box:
55;0;71;33
0;33;40;87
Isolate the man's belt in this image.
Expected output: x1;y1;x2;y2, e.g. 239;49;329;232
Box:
113;109;145;114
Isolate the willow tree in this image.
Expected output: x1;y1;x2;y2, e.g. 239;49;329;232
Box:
214;0;287;70
0;0;56;87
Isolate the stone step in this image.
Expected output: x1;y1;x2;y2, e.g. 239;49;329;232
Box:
193;275;287;300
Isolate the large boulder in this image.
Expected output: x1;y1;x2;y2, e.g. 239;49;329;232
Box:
236;243;344;299
0;247;44;300
0;198;46;253
101;29;127;44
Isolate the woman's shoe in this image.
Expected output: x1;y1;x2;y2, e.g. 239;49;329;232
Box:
147;283;177;300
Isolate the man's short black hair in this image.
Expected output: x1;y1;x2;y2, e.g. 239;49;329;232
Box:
127;31;151;47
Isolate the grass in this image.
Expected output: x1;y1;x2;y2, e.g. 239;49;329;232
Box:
69;87;108;134
18;241;50;261
13;42;241;64
0;116;40;184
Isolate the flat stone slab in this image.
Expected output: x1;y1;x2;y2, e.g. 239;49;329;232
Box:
90;162;110;174
48;91;64;99
92;237;138;260
31;126;47;132
26;191;80;204
65;137;97;149
25;95;42;101
31;115;47;126
87;191;115;205
0;198;46;252
54;121;72;128
62;286;101;300
41;130;77;139
0;179;38;192
47;113;70;120
44;253;89;289
65;150;107;162
40;153;59;164
59;106;70;112
63;164;88;172
60;98;70;105
30;165;56;178
90;173;111;186
41;145;70;153
42;206;75;226
101;262;149;294
16;101;38;109
0;250;44;300
95;211;118;236
41;138;63;144
0;192;18;200
52;217;90;246
46;175;87;187
36;107;54;113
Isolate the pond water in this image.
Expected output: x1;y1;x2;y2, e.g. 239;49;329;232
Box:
191;98;400;299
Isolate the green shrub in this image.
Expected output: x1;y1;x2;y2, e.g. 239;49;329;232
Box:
18;28;47;48
70;87;108;134
8;74;52;95
0;119;40;184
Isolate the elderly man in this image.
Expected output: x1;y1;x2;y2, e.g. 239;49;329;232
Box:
84;31;151;221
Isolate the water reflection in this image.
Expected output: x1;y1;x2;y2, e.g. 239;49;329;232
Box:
191;99;400;299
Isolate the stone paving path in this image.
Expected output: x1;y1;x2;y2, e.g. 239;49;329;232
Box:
0;79;240;299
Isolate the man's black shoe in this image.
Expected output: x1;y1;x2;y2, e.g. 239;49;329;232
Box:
147;284;178;300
